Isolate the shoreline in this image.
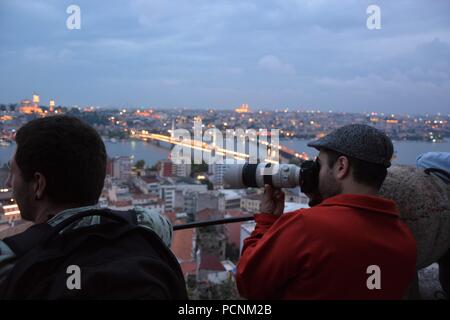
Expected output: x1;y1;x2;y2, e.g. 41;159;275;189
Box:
1;138;449;167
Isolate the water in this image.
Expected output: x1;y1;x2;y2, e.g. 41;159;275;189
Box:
0;139;449;167
0;140;171;168
280;139;450;165
103;140;170;166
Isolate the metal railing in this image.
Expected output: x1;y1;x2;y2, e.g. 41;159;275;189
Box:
173;215;255;231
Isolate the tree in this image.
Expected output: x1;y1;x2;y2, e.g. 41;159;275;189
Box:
215;277;242;300
200;179;213;190
191;162;208;177
225;243;240;263
69;107;81;115
135;159;146;170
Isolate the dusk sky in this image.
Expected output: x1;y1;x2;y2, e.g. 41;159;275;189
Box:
1;0;449;113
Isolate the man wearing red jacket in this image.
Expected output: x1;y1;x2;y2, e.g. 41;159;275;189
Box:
236;124;417;300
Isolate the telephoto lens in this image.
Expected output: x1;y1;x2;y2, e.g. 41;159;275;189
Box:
223;160;319;193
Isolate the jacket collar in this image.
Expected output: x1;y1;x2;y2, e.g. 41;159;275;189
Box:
317;194;399;218
47;205;99;227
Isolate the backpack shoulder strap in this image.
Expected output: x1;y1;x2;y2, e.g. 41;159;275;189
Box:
39;208;138;246
3;208;138;257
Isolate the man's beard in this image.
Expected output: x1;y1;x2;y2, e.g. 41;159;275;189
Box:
13;189;34;221
318;173;342;200
17;201;34;221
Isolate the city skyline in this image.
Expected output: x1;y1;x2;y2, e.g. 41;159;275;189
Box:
1;0;450;113
2;94;450;117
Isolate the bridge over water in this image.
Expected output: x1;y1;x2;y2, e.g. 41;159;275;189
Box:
130;130;309;163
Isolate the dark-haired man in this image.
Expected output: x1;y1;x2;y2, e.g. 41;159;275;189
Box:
0;115;187;299
236;124;417;299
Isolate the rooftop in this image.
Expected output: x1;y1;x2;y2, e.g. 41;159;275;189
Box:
180;260;197;278
141;176;159;184
196;208;223;221
199;253;226;272
224;210;247;247
219;189;243;200
242;193;263;201
171;224;195;262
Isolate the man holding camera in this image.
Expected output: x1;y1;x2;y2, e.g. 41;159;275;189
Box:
236;124;417;299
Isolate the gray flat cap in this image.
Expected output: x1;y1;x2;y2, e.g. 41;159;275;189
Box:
307;124;394;167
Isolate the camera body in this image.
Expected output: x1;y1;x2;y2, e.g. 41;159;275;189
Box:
223;160;319;193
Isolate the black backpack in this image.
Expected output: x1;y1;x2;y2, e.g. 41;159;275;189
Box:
0;209;188;300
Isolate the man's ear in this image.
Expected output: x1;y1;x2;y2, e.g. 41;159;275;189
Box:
335;156;350;180
33;172;47;200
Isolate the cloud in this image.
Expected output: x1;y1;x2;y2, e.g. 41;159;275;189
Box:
313;72;450;113
0;0;449;113
258;55;295;75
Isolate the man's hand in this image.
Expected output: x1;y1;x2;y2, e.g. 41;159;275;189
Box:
260;185;285;216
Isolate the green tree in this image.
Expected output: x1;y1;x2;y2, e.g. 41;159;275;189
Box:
199;178;213;190
215;277;242;300
225;243;240;263
191;162;208;177
135;159;146;169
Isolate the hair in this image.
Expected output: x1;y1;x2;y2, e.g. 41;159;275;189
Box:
324;148;387;190
15;115;107;206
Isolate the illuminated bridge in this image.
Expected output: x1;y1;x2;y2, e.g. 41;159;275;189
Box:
130;130;309;163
